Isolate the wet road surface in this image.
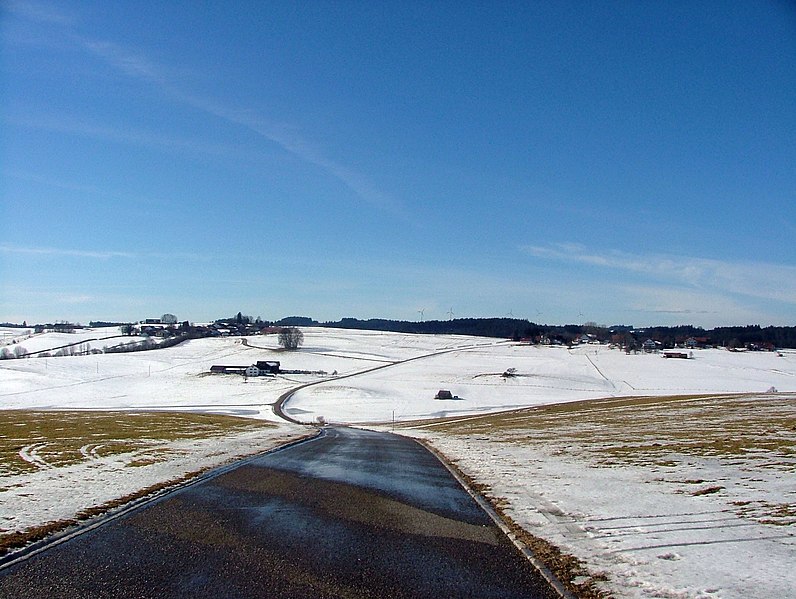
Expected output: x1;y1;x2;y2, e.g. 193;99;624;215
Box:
0;427;558;598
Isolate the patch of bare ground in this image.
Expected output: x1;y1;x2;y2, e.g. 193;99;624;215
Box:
0;410;314;557
691;485;724;496
405;392;796;524
0;410;277;475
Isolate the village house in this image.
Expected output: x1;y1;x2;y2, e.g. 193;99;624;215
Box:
210;361;280;377
642;339;660;353
686;337;711;349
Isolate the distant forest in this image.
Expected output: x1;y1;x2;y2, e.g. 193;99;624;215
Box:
276;316;796;349
4;317;795;349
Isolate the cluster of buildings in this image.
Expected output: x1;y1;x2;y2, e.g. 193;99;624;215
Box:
519;331;776;355
210;361;281;377
129;317;280;340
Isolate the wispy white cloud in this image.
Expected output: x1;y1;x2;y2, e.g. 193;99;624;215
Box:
75;36;167;84
0;243;213;263
173;95;405;216
0;244;135;260
9;3;404;218
50;23;404;216
7;0;75;26
523;243;796;305
6;114;242;161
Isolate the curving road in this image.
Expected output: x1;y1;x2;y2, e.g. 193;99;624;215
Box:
273;339;513;424
0;427;559;598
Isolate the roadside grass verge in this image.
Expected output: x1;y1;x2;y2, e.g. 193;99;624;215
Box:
0;470;206;556
0;410;276;476
407;393;796;475
402;393;796;597
0;410;296;557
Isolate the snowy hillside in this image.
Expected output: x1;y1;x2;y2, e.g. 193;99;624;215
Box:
2;327;794;598
2;327;794;422
284;334;796;423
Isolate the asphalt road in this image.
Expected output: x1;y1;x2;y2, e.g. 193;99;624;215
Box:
0;427;559;598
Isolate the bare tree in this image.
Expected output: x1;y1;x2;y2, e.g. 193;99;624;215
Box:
13;345;28;359
278;327;304;350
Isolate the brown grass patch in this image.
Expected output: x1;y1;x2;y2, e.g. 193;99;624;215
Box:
0;410;275;475
691;485;724;496
405;393;796;469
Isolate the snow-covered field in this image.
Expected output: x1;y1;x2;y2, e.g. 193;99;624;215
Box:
5;327;792;421
0;327;500;418
0;325;134;355
286;339;796;423
0;418;305;539
397;394;796;598
1;326;795;597
0;327;32;346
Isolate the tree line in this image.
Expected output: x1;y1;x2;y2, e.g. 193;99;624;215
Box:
311;318;796;349
6;315;796;349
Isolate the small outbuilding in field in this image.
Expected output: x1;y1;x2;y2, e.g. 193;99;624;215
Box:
435;389;456;400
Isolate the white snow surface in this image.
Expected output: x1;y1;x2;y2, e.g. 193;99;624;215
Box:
398;425;795;599
286;339;796;423
1;424;306;536
2;327;795;597
0;326;132;354
0;327;32;346
0;328;504;417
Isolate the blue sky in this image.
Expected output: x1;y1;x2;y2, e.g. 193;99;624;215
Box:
2;1;795;327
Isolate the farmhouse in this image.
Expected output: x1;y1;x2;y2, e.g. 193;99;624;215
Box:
256;361;280;374
686;336;711;349
210;361;280;376
642;339;660;353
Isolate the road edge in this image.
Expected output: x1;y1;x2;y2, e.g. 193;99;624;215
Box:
415;437;578;599
0;429;323;573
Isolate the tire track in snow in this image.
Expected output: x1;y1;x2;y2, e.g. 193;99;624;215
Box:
79;444;104;460
18;443;52;469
